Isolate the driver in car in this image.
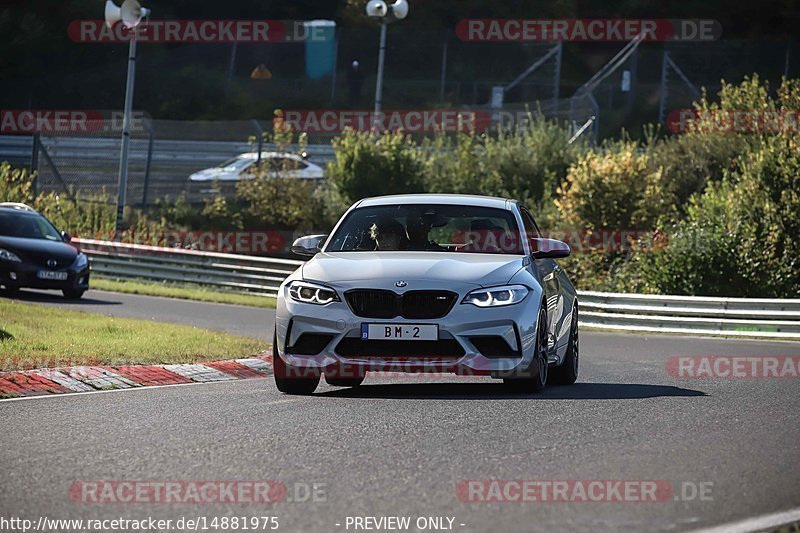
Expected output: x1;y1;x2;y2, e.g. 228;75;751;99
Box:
369;217;408;251
405;213;445;251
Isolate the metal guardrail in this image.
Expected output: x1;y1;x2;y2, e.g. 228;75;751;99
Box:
76;239;800;339
0;135;337;166
75;238;303;297
579;291;800;339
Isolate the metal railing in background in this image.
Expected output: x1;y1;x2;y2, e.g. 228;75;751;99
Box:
579;291;800;339
75;239;800;339
6;133;336;206
75;238;302;297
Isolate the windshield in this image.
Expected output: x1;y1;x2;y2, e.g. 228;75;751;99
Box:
216;157;254;172
326;204;524;254
0;211;63;241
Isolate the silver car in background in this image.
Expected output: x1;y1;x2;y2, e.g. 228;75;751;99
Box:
274;194;579;395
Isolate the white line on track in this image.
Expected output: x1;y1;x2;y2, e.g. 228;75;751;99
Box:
690;506;800;533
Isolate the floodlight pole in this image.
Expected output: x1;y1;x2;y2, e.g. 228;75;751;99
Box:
373;21;387;130
367;1;407;131
114;36;137;240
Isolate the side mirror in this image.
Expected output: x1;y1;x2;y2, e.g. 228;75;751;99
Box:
531;238;570;259
291;234;327;257
61;231;72;242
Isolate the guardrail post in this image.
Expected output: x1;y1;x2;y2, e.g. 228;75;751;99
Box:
141;118;155;210
30;133;40;196
251;119;264;166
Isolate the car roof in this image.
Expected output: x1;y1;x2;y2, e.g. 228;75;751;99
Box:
238;152;305;160
0;202;38;213
356;194;514;210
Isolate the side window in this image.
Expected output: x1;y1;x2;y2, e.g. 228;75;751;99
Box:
272;157;306;171
519;207;541;239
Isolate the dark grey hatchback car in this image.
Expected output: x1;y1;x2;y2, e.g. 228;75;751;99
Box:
0;203;90;299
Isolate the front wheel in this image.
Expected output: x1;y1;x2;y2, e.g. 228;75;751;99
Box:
549;305;579;386
62;287;85;299
503;307;548;393
273;335;320;395
2;284;20;297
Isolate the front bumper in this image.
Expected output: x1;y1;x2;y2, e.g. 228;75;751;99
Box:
275;281;544;377
0;262;90;291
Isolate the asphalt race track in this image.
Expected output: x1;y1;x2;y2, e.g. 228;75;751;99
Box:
8;289;273;340
1;289;799;532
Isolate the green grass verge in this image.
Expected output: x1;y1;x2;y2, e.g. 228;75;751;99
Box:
91;278;277;308
0;298;267;371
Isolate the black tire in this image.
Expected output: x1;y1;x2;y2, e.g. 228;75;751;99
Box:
549;304;579;386
503;307;548;393
325;375;365;387
324;364;365;387
2;285;19;297
272;333;320;395
62;287;85;299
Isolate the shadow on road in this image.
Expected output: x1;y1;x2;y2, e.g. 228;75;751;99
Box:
4;289;121;306
318;381;707;400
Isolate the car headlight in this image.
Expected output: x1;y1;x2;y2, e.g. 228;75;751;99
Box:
73;253;88;269
462;284;529;307
0;248;21;263
287;280;340;305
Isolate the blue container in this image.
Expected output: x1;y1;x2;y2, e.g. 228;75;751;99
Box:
305;20;337;80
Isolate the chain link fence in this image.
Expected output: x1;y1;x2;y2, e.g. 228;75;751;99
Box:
2;32;796;205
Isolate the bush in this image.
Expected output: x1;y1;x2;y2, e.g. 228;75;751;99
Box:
633;136;800;297
327;130;424;205
616;180;748;295
236;174;320;231
423;116;581;226
1;161;163;239
0;162;35;203
555;140;661;230
610;78;800;297
646;130;748;221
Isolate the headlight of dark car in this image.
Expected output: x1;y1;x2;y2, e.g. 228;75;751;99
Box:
0;248;22;263
73;253;88;269
287;281;340;305
462;285;529;307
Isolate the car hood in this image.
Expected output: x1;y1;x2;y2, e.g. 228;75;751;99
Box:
302;252;524;288
0;236;78;261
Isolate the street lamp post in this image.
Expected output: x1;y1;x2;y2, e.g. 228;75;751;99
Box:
104;0;149;240
365;0;409;130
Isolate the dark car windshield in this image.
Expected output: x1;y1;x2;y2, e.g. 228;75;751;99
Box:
0;210;63;241
326;204;524;254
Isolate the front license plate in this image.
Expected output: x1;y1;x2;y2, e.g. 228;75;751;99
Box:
36;271;68;281
361;323;438;341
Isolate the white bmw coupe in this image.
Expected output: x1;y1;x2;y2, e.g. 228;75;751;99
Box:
274;194;579;394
